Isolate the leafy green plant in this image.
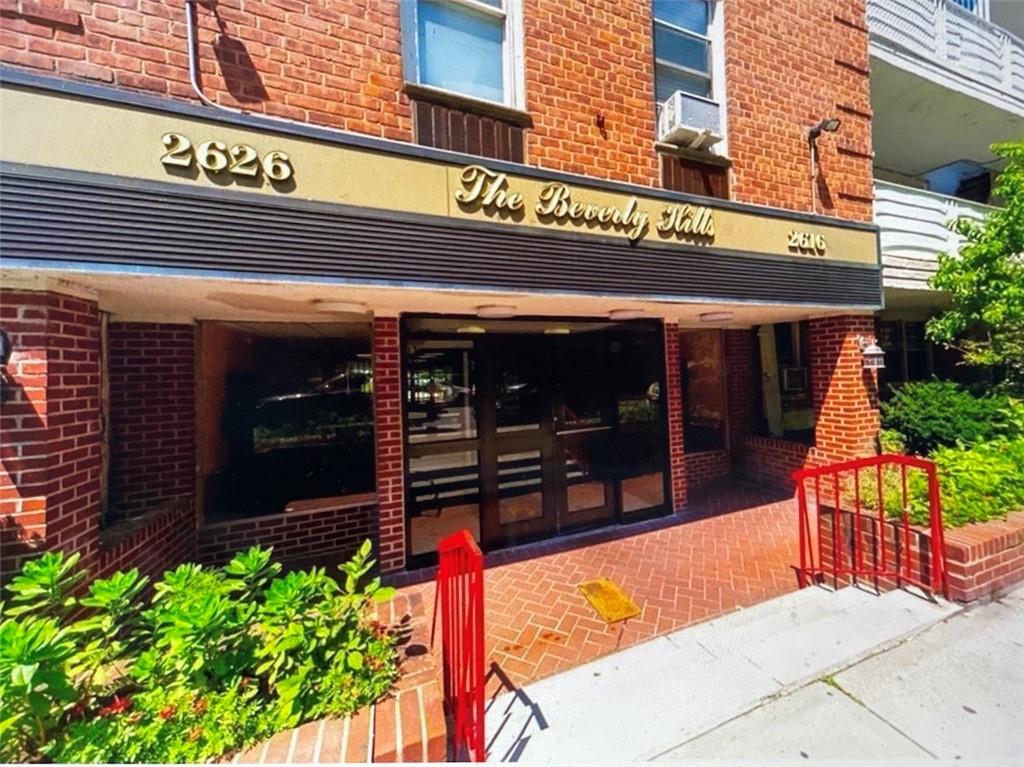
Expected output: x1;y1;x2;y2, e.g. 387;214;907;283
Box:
881;380;1023;455
0;541;398;763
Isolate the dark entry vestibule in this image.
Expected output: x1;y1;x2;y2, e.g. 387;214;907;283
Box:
404;317;670;563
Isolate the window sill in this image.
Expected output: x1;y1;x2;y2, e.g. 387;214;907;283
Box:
655;141;732;168
404;82;533;128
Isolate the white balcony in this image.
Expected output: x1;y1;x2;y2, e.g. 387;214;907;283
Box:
868;0;1024;111
875;179;995;291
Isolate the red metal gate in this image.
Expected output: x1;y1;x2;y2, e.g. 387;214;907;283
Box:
793;454;947;597
434;530;486;762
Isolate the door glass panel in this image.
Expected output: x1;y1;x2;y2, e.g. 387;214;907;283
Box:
622;472;665;514
498;449;544;523
564;431;612;513
408;450;480;555
681;330;726;450
556;341;608;431
495;346;544;433
406;340;476;443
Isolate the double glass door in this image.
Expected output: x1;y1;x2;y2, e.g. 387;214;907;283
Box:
405;318;669;562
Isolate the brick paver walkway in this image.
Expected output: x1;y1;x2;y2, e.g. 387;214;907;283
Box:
403;480;800;692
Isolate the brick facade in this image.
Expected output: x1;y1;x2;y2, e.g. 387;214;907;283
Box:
0;288;102;580
197;495;377;567
724;0;874;222
684;449;730;487
98;498;197;581
372;317;405;572
723;329;755;466
107;322;196;519
1;0;871;214
664;322;687;511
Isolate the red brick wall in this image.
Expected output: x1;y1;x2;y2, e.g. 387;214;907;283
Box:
810;315;880;460
107;322;196;519
664;322;688;511
724;0;874;222
684;449;730;486
742;435;818;490
0;289;102;580
522;0;658;186
98;498;196;581
0;1;872;214
372;317;404;572
724;329;754;465
197;495;377;567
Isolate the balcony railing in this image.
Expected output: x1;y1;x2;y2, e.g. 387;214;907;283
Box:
868;0;1024;102
874;179;995;290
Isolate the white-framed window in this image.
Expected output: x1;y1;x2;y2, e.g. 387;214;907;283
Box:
653;0;714;103
401;0;525;109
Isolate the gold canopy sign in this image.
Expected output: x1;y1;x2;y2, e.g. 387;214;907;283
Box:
453;165;716;243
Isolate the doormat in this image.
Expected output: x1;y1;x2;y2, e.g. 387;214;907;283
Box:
577;578;641;624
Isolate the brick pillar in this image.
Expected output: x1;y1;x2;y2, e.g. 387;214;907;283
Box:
724;329;754;466
107;323;196;518
372;316;405;572
809;315;880;461
0;289;102;580
664;322;687;511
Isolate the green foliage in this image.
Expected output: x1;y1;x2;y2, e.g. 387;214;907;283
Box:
0;542;398;763
880;380;1023;455
929;439;1024;528
927;141;1024;389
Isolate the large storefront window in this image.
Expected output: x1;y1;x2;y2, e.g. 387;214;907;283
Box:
680;330;726;451
198;322;374;522
404;317;669;563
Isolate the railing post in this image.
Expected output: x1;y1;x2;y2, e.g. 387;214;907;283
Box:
796;475;808;588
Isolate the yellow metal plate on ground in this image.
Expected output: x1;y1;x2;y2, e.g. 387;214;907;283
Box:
577;578;641;624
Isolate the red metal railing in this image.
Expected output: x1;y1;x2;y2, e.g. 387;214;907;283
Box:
434;530;486;762
793;454;947;598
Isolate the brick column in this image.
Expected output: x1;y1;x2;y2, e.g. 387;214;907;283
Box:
1;289;102;580
809;315;880;461
664;322;687;511
724;329;754;466
372;316;405;573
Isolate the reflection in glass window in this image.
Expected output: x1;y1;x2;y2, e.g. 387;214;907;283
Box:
409;450;481;555
680;330;726;451
653;0;712;102
406;340;477;443
199;323;374;522
498;450;544;524
495;345;544;433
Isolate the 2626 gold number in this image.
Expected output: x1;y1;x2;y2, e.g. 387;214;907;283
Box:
160;132;294;182
787;230;827;255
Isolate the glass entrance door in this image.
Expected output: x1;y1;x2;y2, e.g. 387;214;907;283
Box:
404;317;670;563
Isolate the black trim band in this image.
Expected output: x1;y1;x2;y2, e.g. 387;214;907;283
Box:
0;163;883;308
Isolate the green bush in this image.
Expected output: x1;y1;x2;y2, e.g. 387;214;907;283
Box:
880;381;1024;455
0;541;398;763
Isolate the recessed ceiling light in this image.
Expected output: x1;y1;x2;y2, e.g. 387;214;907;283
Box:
699;311;735;323
544;327;571;335
313;300;369;314
456;325;486;334
608;308;645;321
476;305;517;319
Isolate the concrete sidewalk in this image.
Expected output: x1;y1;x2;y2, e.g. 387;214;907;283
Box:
485;585;968;763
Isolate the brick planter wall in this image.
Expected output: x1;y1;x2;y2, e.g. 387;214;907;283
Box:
197;494;377;567
98;498;197;580
684;450;730;487
817;509;1024;603
742;436;818;491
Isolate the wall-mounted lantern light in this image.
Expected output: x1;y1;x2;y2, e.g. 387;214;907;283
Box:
856;335;886;370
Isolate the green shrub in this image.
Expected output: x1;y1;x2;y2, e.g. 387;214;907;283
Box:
880;381;1024;455
0;541;398;763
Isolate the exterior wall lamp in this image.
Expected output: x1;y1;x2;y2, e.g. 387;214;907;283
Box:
856;335;886;370
808;117;841;214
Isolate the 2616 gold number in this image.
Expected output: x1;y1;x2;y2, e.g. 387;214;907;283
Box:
787;230;827;255
160;132;294;182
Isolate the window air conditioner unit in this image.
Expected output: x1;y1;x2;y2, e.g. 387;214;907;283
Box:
782;367;809;393
658;90;723;150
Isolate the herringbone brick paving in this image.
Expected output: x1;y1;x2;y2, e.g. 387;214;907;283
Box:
404;480;799;691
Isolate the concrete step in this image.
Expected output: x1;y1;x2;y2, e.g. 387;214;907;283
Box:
484;586;961;764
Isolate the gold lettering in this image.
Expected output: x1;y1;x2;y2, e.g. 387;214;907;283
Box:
455;164;524;214
536;182;571;217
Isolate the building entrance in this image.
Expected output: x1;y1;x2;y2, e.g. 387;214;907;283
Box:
404;317;670;564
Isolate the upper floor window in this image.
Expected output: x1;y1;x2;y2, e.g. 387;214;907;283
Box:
402;0;524;108
653;0;713;103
